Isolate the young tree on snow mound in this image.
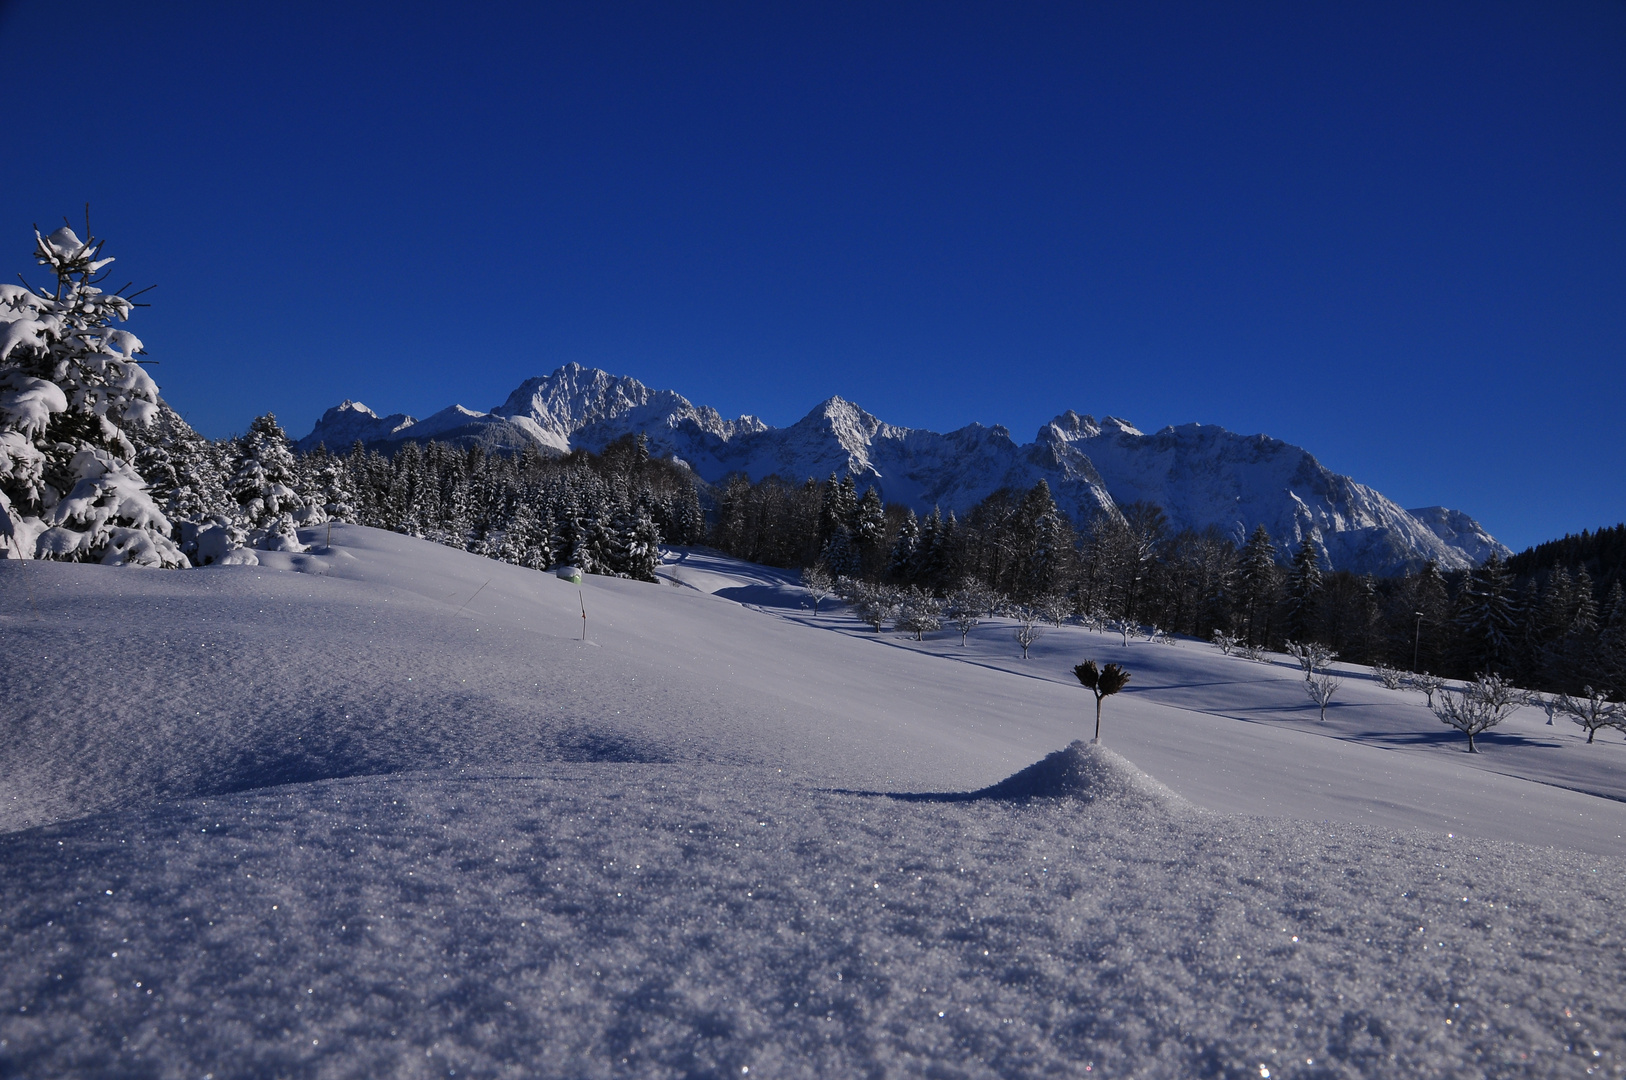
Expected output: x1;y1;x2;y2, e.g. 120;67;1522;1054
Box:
0;221;185;565
1074;659;1131;742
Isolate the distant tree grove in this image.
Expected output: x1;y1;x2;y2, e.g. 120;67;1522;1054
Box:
707;472;1626;701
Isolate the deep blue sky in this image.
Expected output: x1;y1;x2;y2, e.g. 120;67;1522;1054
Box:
2;2;1622;552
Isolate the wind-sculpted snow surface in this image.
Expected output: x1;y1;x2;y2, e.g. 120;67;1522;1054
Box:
4;768;1623;1078
4;531;1622;1078
299;364;1504;573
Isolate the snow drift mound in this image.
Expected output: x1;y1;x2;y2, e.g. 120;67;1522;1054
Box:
973;740;1186;809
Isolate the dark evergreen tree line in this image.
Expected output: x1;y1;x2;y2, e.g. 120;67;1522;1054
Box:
707;473;1626;699
326;433;700;582
132;417;702;582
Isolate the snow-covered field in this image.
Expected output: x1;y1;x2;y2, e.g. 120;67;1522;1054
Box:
3;526;1624;1078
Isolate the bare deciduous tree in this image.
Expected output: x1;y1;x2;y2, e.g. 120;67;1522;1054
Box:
1556;686;1625;744
851;581;900;633
1523;689;1559;726
1106;617;1141;647
1285;640;1338;681
1008;605;1044;659
1305;671;1341;721
894;588;943;641
946;581;997;646
1408;672;1445;708
1372;664;1406;690
1430;673;1519;753
800;565;834;615
1038;593;1072;628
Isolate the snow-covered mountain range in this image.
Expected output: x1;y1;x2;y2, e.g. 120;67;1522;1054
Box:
298;363;1507;574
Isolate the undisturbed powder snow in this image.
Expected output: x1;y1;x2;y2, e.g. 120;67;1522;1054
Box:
2;526;1624;1078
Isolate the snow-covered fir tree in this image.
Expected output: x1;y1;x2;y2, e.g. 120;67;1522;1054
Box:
0;224;185;565
888;509;920;583
133;407;231;531
1452;553;1518;676
229;413;307;550
1235;525;1279;646
1284;536;1324;643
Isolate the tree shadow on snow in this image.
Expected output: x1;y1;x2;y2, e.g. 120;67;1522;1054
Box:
1346;728;1565;752
713;583;809;610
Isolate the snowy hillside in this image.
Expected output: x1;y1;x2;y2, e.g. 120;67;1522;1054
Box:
2;529;1623;1077
299;364;1506;574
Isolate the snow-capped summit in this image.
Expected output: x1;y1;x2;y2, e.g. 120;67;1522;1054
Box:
298;365;1505;574
1407;506;1513;565
490;363;767;454
1029;415;1501;573
294;400;416;452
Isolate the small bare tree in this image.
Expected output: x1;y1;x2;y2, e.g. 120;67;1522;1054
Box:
946;582;995;645
1305;671;1341;721
894;588;943;641
1284;640;1338;681
1074;659;1131;742
1210;630;1240;656
1008;605;1044;659
1522;689;1559;726
1372;663;1406;690
801;565;835;615
1556;687;1625;744
1038;593;1072;628
1408;672;1445;708
1106;617;1141;647
853;582;900;633
1430;673;1520;753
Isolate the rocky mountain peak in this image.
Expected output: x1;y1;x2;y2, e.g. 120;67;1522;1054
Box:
297;365;1504;574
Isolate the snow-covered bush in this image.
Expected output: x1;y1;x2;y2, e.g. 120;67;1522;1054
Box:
1210;630;1240;656
185;516;258;566
0;224;185;565
1430;673;1520;753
